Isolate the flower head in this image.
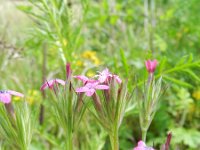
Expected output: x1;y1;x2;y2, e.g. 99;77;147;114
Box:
66;63;72;80
0;90;24;104
134;141;154;150
145;60;158;74
40;79;65;91
96;68;122;84
76;81;109;96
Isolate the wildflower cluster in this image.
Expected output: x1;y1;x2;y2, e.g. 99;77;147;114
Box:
40;63;86;150
74;68;129;150
0;60;172;150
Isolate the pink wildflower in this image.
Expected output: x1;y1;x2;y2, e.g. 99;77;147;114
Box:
40;79;65;91
0;90;24;104
134;141;154;150
76;81;109;96
145;60;158;74
96;68;122;84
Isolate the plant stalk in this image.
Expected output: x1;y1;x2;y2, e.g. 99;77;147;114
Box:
66;129;73;150
110;126;119;150
142;127;147;142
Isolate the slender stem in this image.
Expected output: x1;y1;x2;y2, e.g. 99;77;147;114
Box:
142;128;147;142
40;42;47;125
110;126;119;150
66;129;73;150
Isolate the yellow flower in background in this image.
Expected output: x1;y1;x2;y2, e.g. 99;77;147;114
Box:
82;50;96;59
87;70;95;77
27;90;41;105
76;60;84;67
192;90;200;100
82;50;101;66
13;90;41;105
91;55;101;65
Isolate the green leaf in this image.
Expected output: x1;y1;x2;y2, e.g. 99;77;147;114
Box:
163;76;193;88
183;69;200;82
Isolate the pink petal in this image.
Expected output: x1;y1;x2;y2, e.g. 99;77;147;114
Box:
102;68;110;74
152;60;158;69
40;80;54;90
98;76;107;83
133;141;154;150
145;59;158;73
138;141;146;147
76;87;90;93
86;89;95;96
85;82;99;88
87;79;98;84
0;93;11;104
113;75;122;84
145;60;151;71
95;85;109;90
40;79;65;91
55;79;66;85
40;82;48;91
73;75;89;83
7;90;24;97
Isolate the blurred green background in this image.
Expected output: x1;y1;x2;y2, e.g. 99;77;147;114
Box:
0;0;200;149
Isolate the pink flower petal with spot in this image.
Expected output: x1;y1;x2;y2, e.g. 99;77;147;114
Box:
0;93;11;104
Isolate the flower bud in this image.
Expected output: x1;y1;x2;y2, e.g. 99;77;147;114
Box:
145;60;158;74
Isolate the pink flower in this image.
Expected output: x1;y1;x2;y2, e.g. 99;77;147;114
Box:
0;90;24;104
76;81;109;96
145;60;158;73
40;79;65;91
134;141;154;150
96;68;122;84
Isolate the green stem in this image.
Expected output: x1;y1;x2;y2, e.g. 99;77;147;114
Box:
110;127;119;150
66;130;73;150
142;128;147;142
